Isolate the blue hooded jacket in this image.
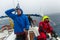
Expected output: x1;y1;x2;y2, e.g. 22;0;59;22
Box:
5;9;29;34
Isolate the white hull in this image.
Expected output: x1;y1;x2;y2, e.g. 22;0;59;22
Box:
0;26;60;40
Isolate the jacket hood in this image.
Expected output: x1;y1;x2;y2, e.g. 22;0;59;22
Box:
16;8;23;14
42;16;50;21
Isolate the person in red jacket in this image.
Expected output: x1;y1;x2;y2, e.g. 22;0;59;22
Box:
37;16;58;40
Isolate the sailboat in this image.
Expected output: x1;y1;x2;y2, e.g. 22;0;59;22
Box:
0;0;60;40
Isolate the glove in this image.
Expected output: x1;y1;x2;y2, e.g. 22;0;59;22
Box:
39;26;46;34
15;3;20;10
51;31;58;38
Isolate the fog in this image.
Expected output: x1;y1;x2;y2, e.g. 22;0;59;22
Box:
0;0;60;16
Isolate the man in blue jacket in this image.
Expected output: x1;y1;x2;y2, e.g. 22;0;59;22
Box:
5;8;29;40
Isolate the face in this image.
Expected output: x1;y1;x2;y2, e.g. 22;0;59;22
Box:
17;9;21;16
44;18;49;23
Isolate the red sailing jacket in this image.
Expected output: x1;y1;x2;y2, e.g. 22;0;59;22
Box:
38;21;53;34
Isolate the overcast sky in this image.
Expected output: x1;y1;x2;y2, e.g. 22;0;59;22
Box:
0;0;60;16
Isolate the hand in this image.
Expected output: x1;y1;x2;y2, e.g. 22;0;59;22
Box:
24;28;28;35
24;28;28;40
